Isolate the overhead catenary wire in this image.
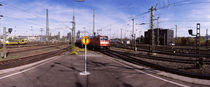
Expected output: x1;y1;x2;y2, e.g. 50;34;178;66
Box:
135;0;191;18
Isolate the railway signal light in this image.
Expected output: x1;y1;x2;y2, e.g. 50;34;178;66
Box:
8;28;13;34
188;29;193;36
81;36;90;45
188;23;203;69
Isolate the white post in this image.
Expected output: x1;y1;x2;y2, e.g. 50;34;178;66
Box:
80;44;90;75
85;44;87;72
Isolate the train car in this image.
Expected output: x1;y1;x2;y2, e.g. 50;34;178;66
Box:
76;38;84;48
5;39;28;45
18;39;28;45
89;35;110;50
76;35;110;50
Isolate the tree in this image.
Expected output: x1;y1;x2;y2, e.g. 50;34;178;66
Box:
7;37;13;42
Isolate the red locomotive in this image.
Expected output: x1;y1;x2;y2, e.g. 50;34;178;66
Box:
76;35;110;50
89;35;110;50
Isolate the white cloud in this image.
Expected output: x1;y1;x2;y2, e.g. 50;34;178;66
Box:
5;0;210;38
0;0;134;39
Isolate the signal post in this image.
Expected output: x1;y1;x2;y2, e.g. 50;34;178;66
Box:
80;36;90;75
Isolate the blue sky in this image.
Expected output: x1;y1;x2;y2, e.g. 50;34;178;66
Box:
0;0;210;38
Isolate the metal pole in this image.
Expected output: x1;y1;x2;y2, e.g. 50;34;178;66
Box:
132;18;135;50
46;9;49;41
196;23;202;68
40;28;43;36
157;28;159;45
196;24;199;67
134;34;137;51
206;29;208;47
121;28;122;43
3;27;6;58
71;2;76;46
72;15;75;46
150;6;155;53
139;31;141;43
85;44;87;72
164;33;166;45
80;43;90;75
175;25;177;45
93;9;95;36
151;7;154;46
157;17;160;45
132;19;134;39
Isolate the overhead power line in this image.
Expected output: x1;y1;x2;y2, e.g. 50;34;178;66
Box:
135;0;193;17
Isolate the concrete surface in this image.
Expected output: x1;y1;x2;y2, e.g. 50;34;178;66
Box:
0;51;208;87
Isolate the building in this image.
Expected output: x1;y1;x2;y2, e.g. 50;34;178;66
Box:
144;28;174;45
67;32;71;41
57;32;63;39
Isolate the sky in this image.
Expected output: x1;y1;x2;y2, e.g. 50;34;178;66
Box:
0;0;210;39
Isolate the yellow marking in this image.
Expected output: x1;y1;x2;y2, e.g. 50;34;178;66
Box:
81;36;90;45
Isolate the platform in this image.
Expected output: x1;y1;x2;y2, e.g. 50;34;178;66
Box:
0;51;207;87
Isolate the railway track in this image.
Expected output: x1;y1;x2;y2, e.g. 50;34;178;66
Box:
8;45;65;54
112;43;210;58
100;49;210;80
0;47;68;70
111;50;210;64
2;43;67;49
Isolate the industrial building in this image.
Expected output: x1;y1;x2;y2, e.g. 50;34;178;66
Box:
144;28;174;45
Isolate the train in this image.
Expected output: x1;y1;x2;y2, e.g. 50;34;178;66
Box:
76;35;110;50
5;39;28;45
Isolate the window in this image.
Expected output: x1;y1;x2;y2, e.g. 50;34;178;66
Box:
100;36;108;40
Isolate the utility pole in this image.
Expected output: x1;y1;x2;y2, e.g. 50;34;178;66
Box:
93;9;95;36
0;4;5;58
31;26;33;36
131;18;136;50
206;29;208;47
175;25;177;45
1;27;12;58
132;18;134;39
157;28;159;45
72;11;76;46
70;0;85;46
139;31;141;43
46;9;49;41
14;26;16;37
121;28;122;43
2;27;6;58
149;6;156;54
40;28;43;36
40;28;43;43
155;17;160;45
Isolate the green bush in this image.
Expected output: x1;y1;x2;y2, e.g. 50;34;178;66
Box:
68;45;75;52
68;45;86;55
70;51;78;55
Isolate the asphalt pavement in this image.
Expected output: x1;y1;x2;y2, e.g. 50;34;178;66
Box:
0;51;208;87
